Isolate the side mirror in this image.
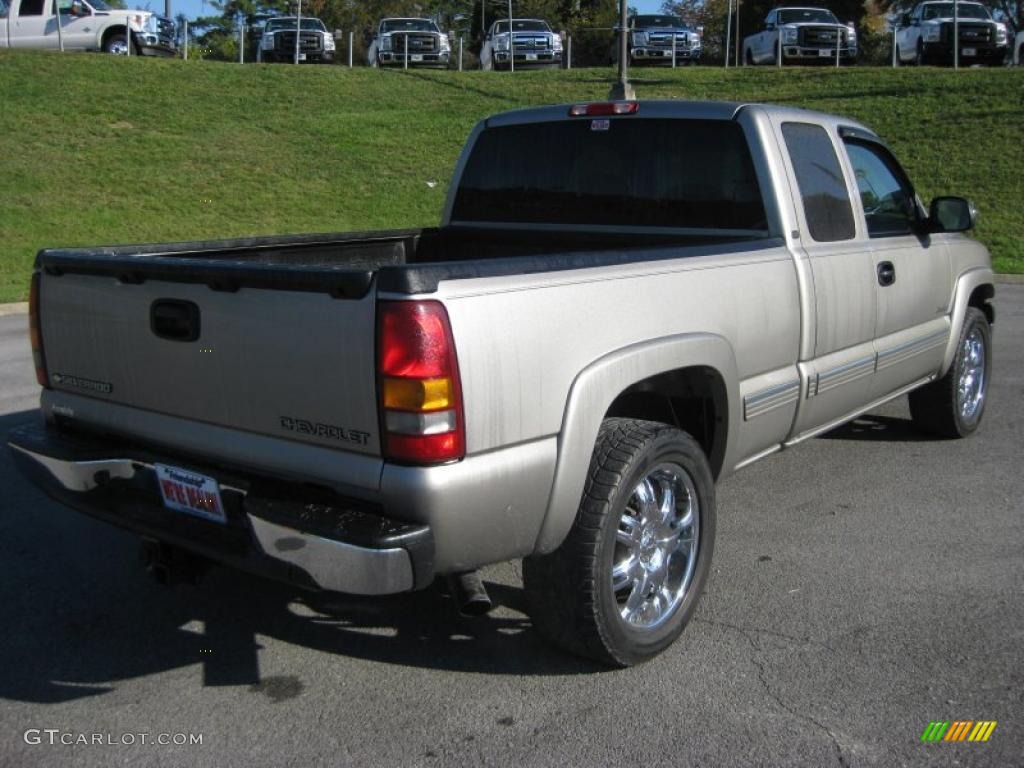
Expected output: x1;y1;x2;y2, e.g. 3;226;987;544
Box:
765;22;775;31
901;13;911;26
929;197;976;232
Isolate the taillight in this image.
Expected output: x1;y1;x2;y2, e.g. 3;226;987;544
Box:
377;300;465;464
568;101;639;117
29;272;49;388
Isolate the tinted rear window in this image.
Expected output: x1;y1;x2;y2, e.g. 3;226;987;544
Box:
452;118;768;231
781;122;855;242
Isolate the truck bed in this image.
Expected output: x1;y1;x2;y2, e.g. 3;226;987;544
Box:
37;226;775;297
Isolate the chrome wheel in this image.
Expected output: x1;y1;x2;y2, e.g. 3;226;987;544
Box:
107;38;129;55
957;326;986;423
611;463;699;630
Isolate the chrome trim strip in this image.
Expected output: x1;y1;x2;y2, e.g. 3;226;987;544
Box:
812;354;876;397
743;380;801;420
876;329;948;371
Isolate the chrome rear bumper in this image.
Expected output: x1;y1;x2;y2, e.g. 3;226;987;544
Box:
8;422;433;595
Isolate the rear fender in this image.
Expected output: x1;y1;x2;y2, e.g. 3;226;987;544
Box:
533;333;739;554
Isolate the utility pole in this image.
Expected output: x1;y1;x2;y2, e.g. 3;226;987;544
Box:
725;0;732;66
53;0;64;51
294;0;301;65
608;0;634;99
508;0;513;73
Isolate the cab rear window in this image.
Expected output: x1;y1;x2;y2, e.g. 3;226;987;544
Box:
451;118;768;232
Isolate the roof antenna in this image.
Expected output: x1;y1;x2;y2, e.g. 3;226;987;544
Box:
608;0;635;100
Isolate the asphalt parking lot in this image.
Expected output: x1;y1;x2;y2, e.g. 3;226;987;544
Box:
0;285;1021;768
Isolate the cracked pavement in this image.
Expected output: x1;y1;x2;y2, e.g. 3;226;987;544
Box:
1;285;1022;767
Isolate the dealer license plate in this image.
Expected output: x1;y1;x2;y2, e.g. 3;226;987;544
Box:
526;53;538;60
411;54;423;62
962;47;976;56
297;53;306;61
155;464;226;524
819;49;833;57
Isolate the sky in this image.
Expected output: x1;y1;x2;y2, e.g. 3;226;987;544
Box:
142;0;666;23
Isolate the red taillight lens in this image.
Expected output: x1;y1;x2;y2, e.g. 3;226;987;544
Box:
29;272;49;388
378;300;465;464
568;101;639;117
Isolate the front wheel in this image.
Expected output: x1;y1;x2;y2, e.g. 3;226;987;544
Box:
909;307;991;438
523;418;715;666
104;33;131;55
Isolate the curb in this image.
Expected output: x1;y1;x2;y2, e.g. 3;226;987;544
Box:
0;302;29;316
995;274;1024;284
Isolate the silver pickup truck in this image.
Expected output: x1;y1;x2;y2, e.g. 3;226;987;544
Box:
9;100;995;666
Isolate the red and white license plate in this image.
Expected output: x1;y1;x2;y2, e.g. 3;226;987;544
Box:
155;464;226;524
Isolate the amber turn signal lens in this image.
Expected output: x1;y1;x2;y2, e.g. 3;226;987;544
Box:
382;377;453;412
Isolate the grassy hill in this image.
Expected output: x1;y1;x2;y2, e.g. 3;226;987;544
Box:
0;49;1021;301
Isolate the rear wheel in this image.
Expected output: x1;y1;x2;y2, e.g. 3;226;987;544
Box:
523;418;715;666
915;40;927;65
745;47;753;65
909;307;991;438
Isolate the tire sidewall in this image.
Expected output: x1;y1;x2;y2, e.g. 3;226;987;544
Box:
593;429;715;664
952;308;992;436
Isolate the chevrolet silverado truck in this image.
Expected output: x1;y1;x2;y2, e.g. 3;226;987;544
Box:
743;6;856;64
895;1;1009;65
368;17;451;68
0;0;174;55
257;16;335;64
480;18;562;70
10;100;995;666
625;14;702;65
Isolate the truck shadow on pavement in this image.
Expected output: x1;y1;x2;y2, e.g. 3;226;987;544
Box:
820;414;934;442
0;411;601;705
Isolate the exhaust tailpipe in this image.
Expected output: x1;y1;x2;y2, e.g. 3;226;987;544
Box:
447;570;492;616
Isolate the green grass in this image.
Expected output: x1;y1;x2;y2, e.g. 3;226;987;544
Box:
1;50;1022;301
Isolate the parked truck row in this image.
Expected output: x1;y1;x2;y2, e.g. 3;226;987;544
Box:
3;3;1018;67
10;98;994;666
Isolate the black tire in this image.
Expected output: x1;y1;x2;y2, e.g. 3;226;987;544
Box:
915;40;927;66
523;418;715;667
909;307;991;438
745;47;753;65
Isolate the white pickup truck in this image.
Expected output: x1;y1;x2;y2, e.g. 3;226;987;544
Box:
368;17;451;68
0;0;175;55
743;6;856;65
10;100;994;666
480;18;562;70
895;0;1010;65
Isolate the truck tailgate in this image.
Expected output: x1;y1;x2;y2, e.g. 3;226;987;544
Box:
39;273;381;456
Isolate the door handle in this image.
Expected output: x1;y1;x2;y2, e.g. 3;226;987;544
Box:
151;299;201;342
877;261;896;287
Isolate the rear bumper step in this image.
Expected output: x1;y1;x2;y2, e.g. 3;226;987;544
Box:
7;421;434;595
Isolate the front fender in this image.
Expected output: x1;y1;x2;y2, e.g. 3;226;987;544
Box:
941;266;995;375
533;333;740;555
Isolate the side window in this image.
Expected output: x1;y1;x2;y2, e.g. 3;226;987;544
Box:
781;122;855;242
19;0;47;14
844;141;918;238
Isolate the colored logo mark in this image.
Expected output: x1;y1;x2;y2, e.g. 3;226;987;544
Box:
921;721;997;742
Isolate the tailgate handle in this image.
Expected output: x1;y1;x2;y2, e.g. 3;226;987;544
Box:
151;300;201;342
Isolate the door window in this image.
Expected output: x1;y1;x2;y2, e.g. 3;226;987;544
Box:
19;0;46;14
781;122;856;242
844;141;918;237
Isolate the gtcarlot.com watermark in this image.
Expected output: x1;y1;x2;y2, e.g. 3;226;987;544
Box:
24;729;203;747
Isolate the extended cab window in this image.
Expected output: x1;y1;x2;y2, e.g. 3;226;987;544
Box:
781;122;855;242
844;141;918;238
19;0;47;14
452;119;768;232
